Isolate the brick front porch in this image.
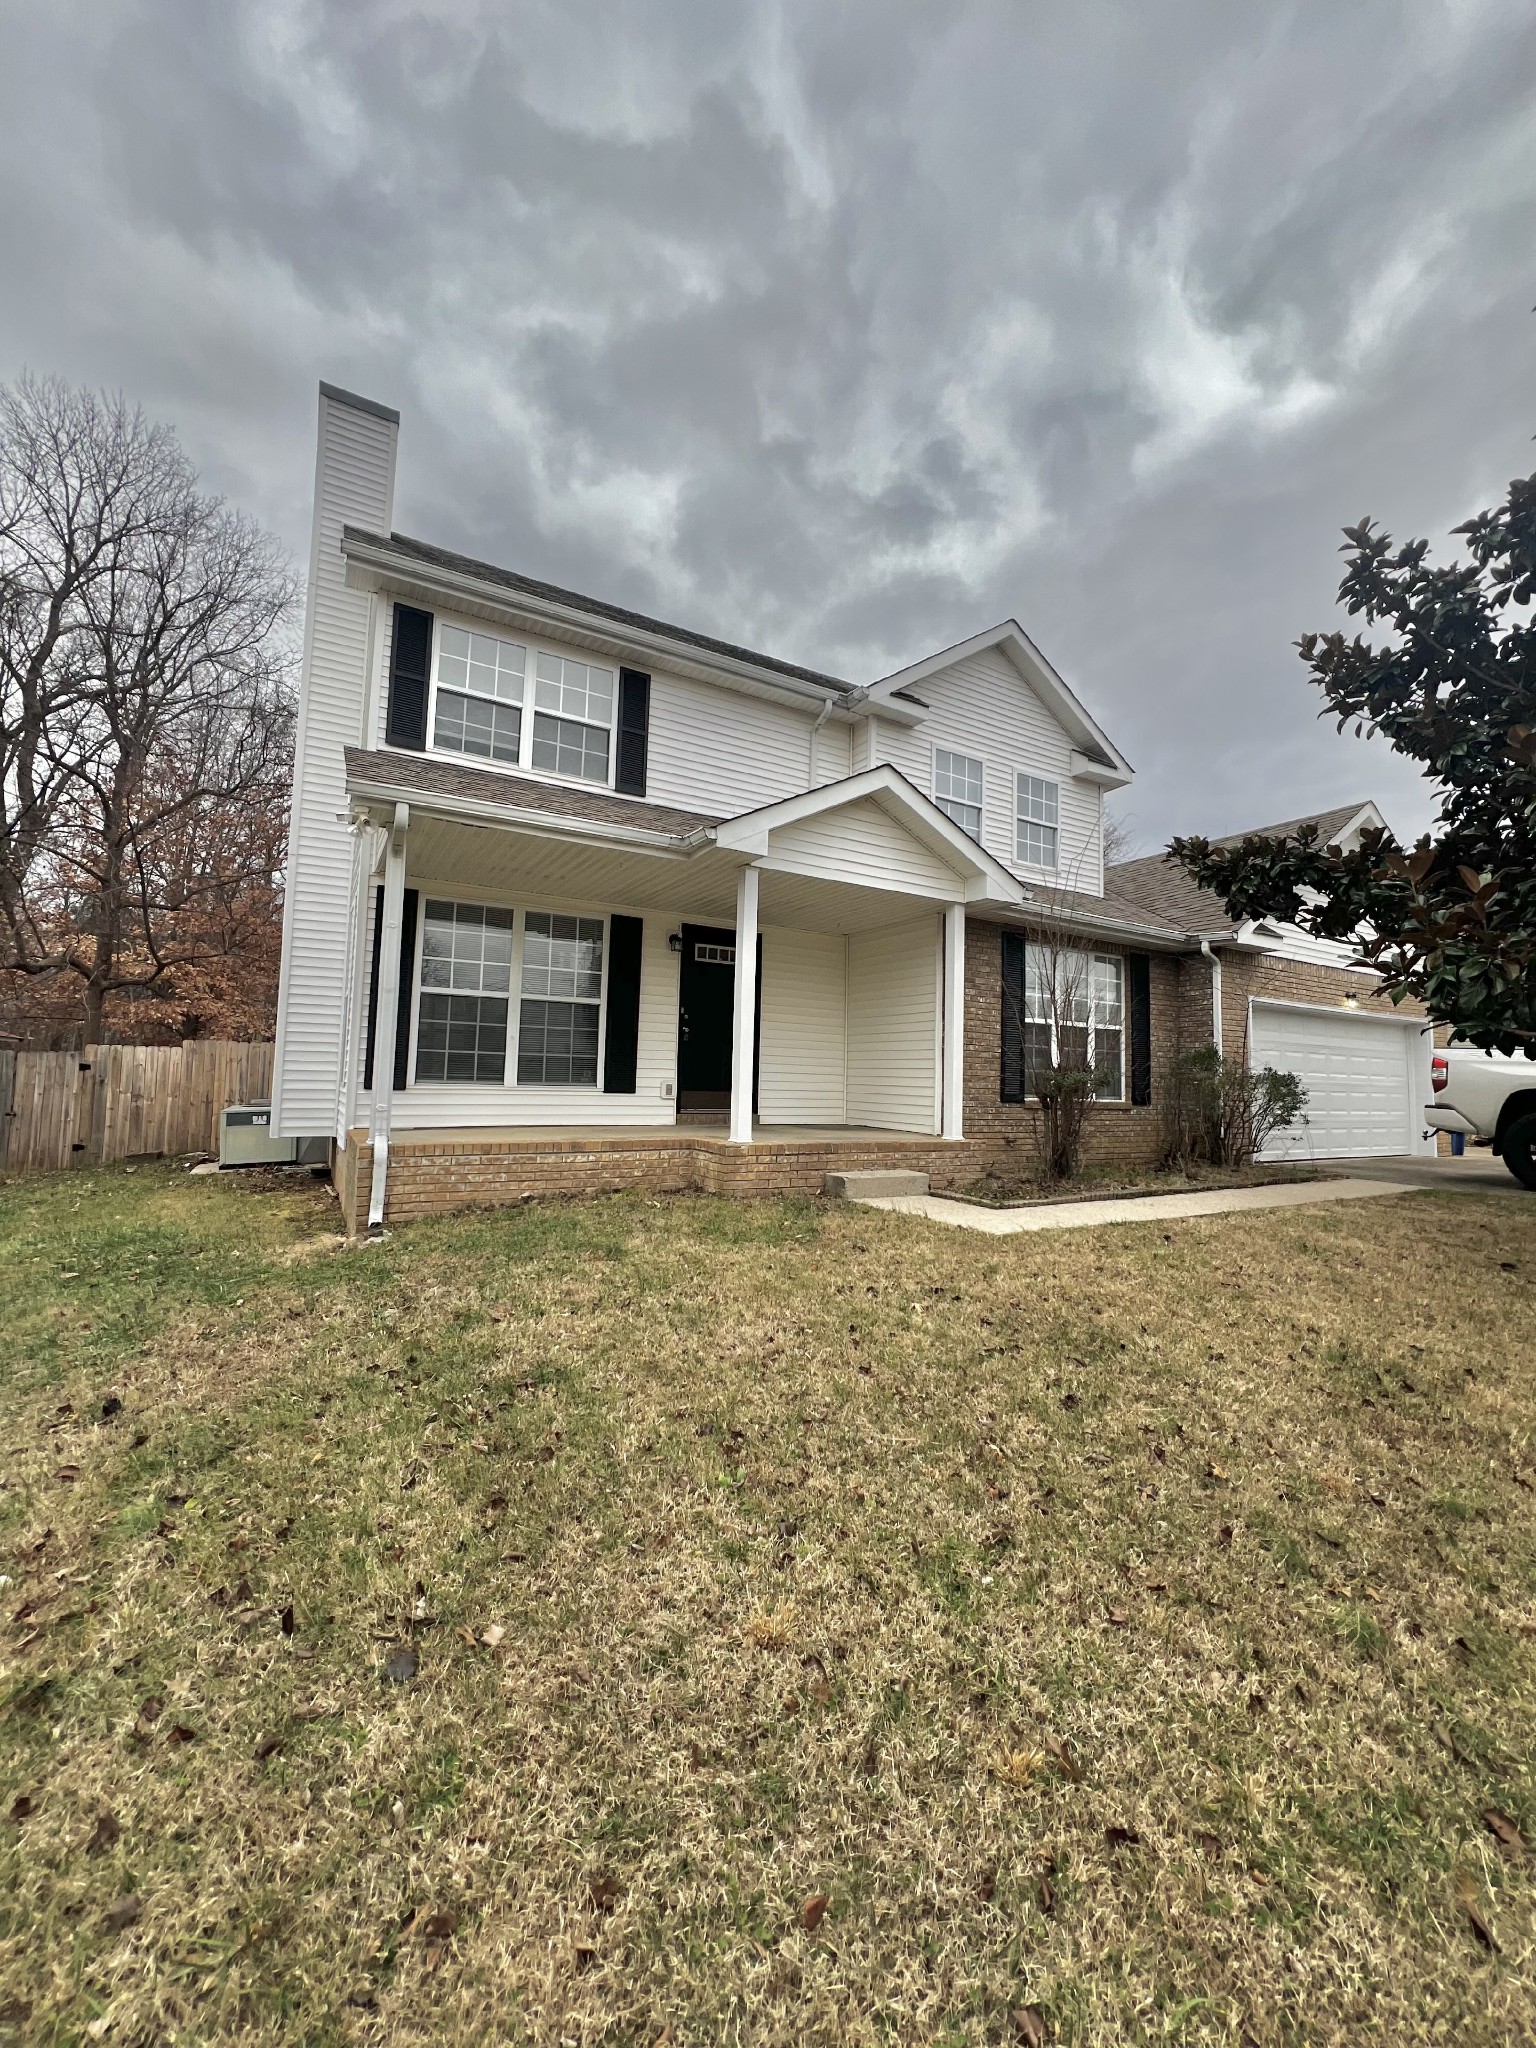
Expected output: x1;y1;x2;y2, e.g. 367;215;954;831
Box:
333;1123;983;1232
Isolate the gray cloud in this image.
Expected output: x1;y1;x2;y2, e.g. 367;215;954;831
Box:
2;0;1530;850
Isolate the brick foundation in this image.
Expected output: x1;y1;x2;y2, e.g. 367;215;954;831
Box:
335;1129;981;1234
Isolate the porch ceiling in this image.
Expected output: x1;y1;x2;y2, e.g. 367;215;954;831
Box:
400;813;949;935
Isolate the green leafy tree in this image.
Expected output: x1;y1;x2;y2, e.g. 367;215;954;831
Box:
1171;468;1536;1055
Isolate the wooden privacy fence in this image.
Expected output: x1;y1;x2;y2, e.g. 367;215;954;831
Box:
0;1041;275;1173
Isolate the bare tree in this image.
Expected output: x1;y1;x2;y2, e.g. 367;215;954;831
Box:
0;374;296;1043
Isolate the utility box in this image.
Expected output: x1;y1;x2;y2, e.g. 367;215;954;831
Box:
219;1103;296;1168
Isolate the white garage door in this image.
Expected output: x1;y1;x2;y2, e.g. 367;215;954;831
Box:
1249;1002;1415;1159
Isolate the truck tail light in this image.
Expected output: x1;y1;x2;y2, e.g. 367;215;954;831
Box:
1431;1053;1448;1093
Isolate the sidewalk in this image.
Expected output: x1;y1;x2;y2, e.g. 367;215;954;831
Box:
855;1177;1410;1235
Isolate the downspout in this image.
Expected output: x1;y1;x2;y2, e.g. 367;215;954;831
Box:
366;801;410;1232
1200;940;1223;1055
808;685;869;787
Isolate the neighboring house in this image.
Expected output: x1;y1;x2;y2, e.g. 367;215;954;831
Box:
1108;802;1437;1163
272;386;1432;1230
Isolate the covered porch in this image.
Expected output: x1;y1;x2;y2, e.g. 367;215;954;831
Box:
335;757;1023;1228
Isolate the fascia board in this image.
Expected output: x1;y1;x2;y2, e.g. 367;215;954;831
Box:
341;538;853;718
868;621;1134;780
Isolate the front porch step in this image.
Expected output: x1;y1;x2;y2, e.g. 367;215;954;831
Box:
823;1168;930;1200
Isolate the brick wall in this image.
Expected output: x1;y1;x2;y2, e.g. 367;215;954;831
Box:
1214;951;1427;1059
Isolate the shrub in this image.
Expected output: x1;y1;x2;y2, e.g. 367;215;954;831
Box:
1162;1044;1307;1169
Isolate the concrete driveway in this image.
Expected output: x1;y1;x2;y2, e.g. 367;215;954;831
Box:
1331;1153;1530;1197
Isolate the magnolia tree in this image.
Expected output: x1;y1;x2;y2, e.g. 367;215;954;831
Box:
1172;464;1536;1056
0;375;296;1043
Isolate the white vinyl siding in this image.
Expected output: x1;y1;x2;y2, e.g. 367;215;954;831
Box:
273;390;398;1138
757;927;847;1122
765;798;968;897
846;918;942;1133
870;644;1103;894
645;669;833;814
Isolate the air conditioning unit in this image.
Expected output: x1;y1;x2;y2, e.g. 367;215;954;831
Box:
219;1102;296;1168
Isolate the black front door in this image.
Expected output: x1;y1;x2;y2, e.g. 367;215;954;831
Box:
676;923;759;1113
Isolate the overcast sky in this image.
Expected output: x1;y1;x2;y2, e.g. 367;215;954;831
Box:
2;0;1530;851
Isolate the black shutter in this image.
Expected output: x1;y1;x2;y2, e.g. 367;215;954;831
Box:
385;603;433;750
1000;929;1027;1103
615;668;650;795
362;885;419;1090
1128;952;1152;1107
602;915;643;1092
393;890;419;1090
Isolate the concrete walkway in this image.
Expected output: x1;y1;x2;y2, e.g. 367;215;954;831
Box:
855;1177;1410;1234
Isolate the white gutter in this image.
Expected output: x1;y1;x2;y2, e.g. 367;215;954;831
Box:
1200;939;1223;1053
342;534;857;715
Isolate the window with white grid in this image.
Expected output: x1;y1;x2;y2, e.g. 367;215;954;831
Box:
933;749;984;839
1020;948;1123;1100
531;654;614;784
431;627;526;766
414;900;514;1083
517;912;605;1085
1016;773;1059;868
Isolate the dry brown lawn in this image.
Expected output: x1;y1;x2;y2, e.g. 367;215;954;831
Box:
0;1166;1532;2046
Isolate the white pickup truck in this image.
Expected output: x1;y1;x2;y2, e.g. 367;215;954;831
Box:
1428;1047;1536;1188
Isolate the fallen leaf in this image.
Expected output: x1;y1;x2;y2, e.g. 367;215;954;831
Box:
102;1893;141;1932
56;1465;81;1484
383;1644;418;1684
165;1724;196;1745
1107;1608;1129;1627
87;1811;121;1854
480;1623;506;1649
1011;2006;1047;2045
589;1874;622;1914
1217;1523;1234;1547
420;1909;457;1941
138;1695;164;1724
1461;1888;1498;1950
279;1605;296;1637
9;1794;35;1823
1195;1830;1222;1857
975;1865;997;1903
101;1397;122;1421
1044;1734;1083;1783
799;1892;829;1932
1482;1808;1526;1857
1038;1870;1055;1914
1104;1825;1141;1848
255;1734;281;1761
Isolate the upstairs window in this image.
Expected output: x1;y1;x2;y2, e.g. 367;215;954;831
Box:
532;654;614;784
934;749;984;840
432;628;525;766
415;900;513;1083
518;912;605;1085
1016;774;1059;869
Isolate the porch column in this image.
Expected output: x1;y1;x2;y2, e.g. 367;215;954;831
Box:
366;801;410;1229
942;901;966;1141
729;863;760;1145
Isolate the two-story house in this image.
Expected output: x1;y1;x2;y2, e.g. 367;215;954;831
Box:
272;385;1432;1231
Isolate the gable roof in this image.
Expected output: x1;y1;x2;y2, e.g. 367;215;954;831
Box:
864;621;1134;786
1211;800;1385;849
1106;799;1391;936
343;527;853;701
715;765;1026;905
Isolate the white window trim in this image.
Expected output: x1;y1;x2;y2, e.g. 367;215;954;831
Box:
931;742;986;843
1021;949;1126;1103
420;613;620;795
402;891;610;1091
1015;771;1061;873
